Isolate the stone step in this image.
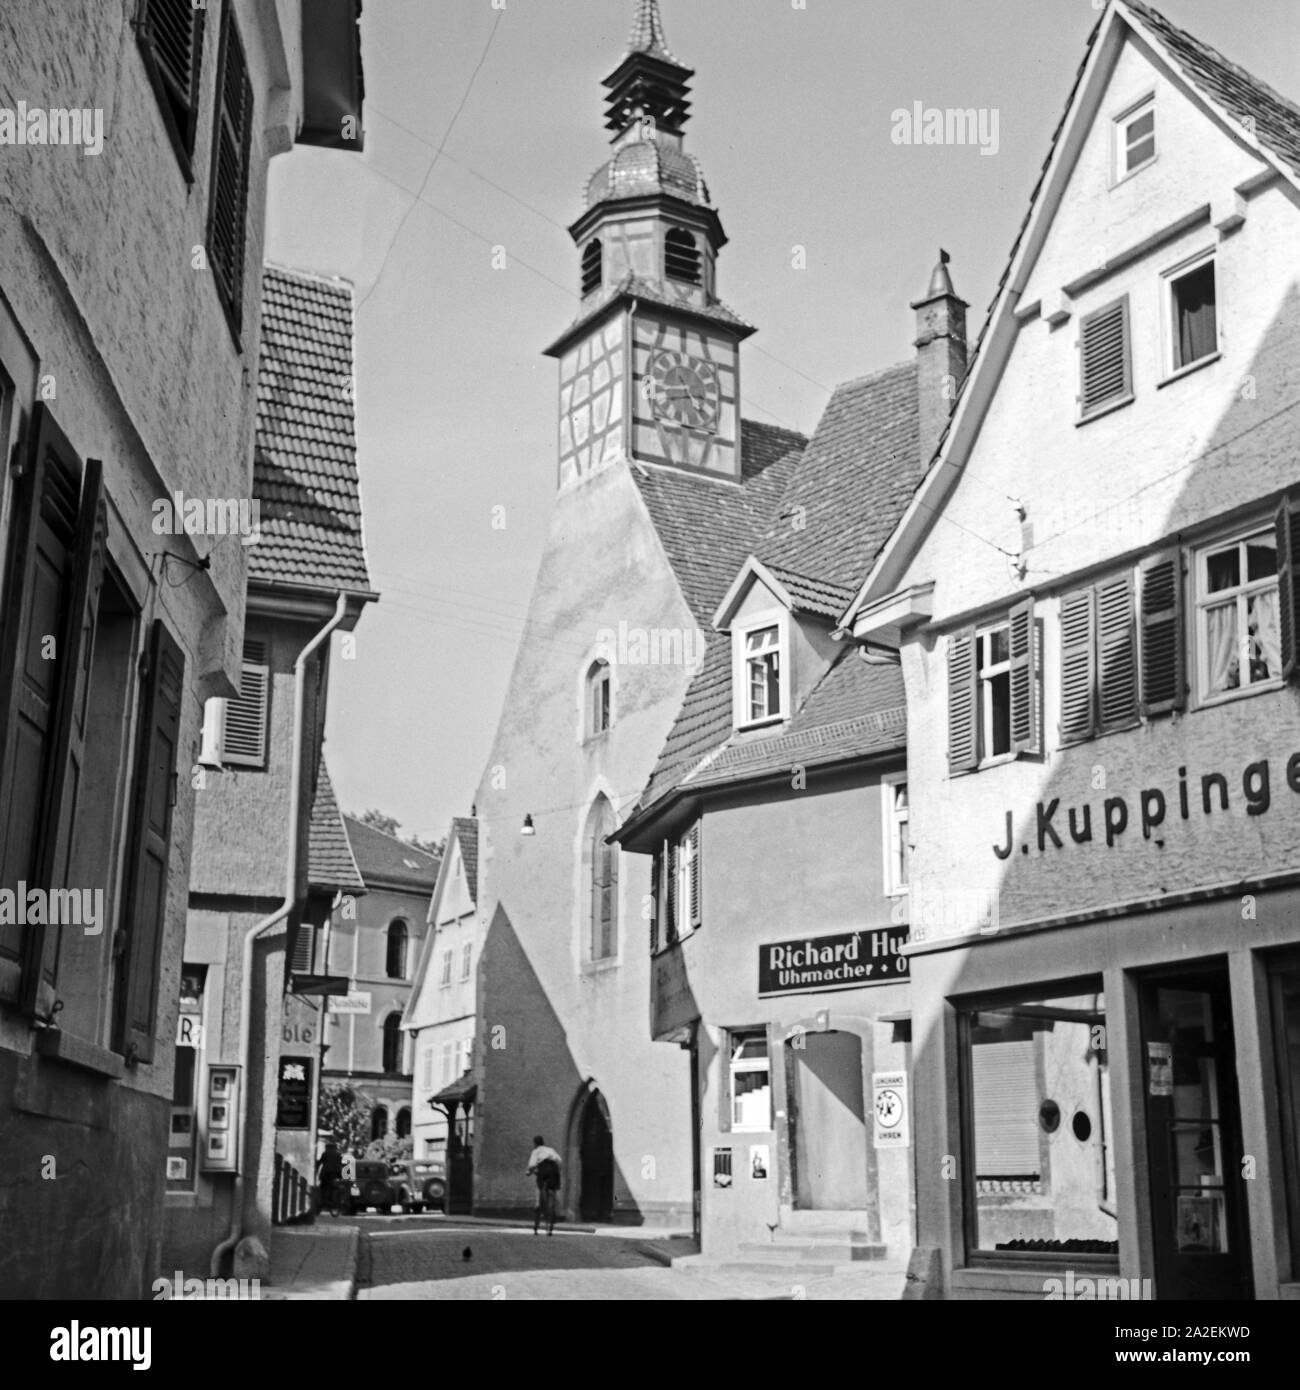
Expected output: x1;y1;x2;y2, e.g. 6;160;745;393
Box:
782;1208;873;1231
736;1239;888;1263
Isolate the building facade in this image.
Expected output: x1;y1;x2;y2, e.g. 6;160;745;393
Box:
320;815;439;1144
163;264;375;1280
846;0;1300;1300
0;0;361;1299
470;0;821;1227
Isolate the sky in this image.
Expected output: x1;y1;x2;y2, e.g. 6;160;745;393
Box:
264;0;1300;843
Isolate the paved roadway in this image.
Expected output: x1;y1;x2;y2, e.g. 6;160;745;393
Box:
352;1214;903;1301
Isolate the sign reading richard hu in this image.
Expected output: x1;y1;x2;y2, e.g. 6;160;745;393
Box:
758;926;909;998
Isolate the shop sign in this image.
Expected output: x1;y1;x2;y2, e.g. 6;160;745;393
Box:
758;926;909;998
275;1057;312;1130
327;991;371;1014
176;1014;202;1047
873;1070;910;1148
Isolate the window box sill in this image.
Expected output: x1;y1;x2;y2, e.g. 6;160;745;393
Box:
976;752;1017;771
1194;676;1284;712
34;1027;126;1079
736;715;785;734
1108;152;1158;190
581;957;621;976
1157;351;1220;389
1076;393;1135;426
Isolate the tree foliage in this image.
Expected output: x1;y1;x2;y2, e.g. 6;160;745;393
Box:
318;1082;374;1155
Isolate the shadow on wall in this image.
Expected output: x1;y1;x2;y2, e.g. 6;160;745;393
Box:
910;281;1300;1296
477;903;641;1224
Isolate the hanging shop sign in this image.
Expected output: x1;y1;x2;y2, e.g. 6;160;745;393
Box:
327;991;371;1015
758;926;909;998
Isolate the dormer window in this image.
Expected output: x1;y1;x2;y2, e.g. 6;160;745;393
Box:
581;238;603;296
665;227;701;285
734;620;786;729
1114;96;1155;180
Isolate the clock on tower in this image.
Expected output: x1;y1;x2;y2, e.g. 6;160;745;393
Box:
544;0;753;489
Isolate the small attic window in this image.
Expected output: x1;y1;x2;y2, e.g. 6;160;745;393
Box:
733;617;788;730
665;228;701;286
1114;96;1156;180
581;238;603;296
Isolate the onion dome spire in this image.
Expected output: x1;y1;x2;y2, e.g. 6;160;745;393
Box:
628;0;677;63
603;0;693;141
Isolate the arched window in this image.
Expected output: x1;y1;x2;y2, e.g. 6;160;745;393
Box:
665;228;701;285
371;1106;389;1141
586;796;619;961
581;238;603;296
386;919;408;979
382;1012;403;1074
395;1107;411;1139
586;659;611;737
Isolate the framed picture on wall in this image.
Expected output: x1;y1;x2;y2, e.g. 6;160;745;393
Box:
166;1157;188;1180
208;1103;229;1130
206;1133;230;1161
210;1072;231;1100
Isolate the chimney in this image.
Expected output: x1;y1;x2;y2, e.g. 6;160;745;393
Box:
911;250;968;468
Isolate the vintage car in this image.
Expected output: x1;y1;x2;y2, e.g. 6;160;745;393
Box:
390;1158;447;1213
347;1159;405;1214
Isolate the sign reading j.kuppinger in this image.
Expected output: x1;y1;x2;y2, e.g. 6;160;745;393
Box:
757;926;909;998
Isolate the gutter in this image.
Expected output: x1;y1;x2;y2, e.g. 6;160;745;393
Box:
211;591;351;1277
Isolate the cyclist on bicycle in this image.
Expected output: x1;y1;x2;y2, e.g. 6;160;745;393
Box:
526;1135;562;1236
316;1141;345;1216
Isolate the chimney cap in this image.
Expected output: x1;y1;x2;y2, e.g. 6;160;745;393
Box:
911;249;968;310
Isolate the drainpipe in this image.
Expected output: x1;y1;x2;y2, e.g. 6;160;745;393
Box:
211;591;351;1276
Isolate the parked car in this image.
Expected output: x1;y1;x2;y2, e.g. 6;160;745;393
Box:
390;1159;447;1213
348;1159;404;1214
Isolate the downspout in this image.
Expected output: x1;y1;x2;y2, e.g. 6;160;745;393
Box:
211;591;350;1276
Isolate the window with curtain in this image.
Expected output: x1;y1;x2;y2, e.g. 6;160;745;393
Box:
587;796;618;961
1170;259;1217;371
1196;529;1280;702
386;919;408;979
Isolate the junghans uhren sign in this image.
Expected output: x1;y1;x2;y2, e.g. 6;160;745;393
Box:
758;927;909;998
992;753;1295;859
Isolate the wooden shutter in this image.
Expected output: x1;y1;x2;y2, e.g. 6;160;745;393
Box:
971;1039;1040;1177
947;626;978;773
23;455;107;1016
222;641;268;767
648;847;660;955
1139;550;1185;716
1079;296;1131;416
1096;572;1138;730
687;821;702;929
289;912;314;975
1008;597;1039;755
1059;587;1095;744
207;6;253;331
1277;497;1300;682
666;840;679;945
114;619;186;1063
138;0;205;166
0;406;81;989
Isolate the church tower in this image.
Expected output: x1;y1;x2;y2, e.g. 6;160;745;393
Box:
545;0;752;489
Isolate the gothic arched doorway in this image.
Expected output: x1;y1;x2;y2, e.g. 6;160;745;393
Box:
576;1088;614;1222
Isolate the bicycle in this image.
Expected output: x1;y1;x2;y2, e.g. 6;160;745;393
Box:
534;1181;557;1236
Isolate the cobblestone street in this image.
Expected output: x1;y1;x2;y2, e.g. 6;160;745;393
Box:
353;1218;904;1300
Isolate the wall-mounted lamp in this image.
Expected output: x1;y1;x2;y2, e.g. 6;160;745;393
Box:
521;814;535;836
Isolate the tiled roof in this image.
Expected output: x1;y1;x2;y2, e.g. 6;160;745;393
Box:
342;816;441;891
1124;0;1300;181
309;758;366;894
633;420;807;626
637;648;905;810
450;816;479;906
763;563;858;620
759;361;921;592
553;274;754;355
250;265;372;592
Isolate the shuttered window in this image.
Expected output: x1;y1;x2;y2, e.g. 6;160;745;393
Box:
947;627;978;774
222;638;269;767
1278;497;1300;682
207;4;253;338
581;238;603;297
677;820;701;932
1060;574;1138;744
971;1038;1040;1178
1008;598;1039;755
648;849;660;955
289;916;315;975
1139;550;1186;716
136;0;206;176
114;619;186;1062
665;228;702;285
1079;296;1132;417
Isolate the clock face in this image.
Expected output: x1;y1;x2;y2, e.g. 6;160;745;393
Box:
649;349;720;432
